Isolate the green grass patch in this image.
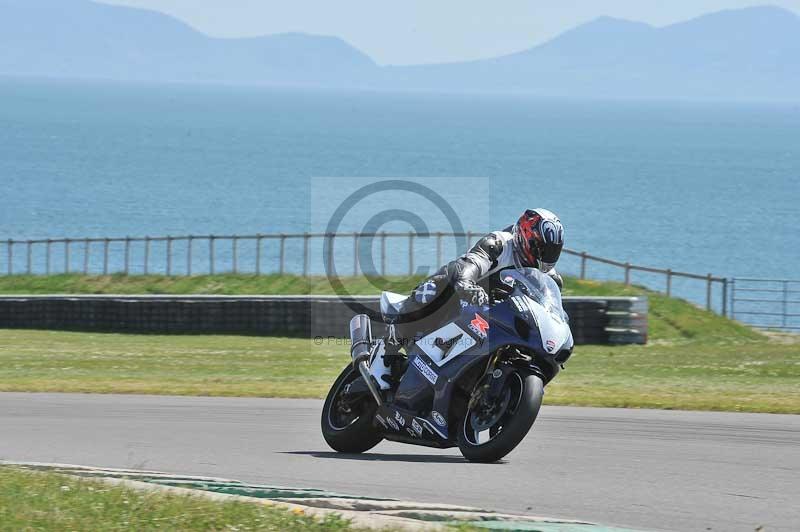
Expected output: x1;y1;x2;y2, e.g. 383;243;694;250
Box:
563;278;759;343
0;274;795;413
0;273;424;297
0;273;761;343
0;331;345;398
0;329;797;413
0;466;355;531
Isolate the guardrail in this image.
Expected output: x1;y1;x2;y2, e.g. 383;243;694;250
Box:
0;231;728;315
0;232;474;277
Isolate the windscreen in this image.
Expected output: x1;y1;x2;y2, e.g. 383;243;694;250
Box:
506;268;567;319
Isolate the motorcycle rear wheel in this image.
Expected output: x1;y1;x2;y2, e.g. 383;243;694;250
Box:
457;372;544;463
321;365;384;453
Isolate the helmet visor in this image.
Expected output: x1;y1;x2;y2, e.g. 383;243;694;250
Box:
538;242;562;270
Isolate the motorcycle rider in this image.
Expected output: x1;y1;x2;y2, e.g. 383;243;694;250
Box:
368;208;565;390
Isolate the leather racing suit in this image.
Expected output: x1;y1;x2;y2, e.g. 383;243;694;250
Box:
368;227;563;389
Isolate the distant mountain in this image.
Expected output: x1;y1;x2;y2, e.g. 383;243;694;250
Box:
385;6;800;100
0;0;377;85
2;1;800;100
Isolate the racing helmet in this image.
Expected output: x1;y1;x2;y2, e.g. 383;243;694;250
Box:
513;208;564;272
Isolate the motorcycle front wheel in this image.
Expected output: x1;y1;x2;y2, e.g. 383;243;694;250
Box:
457;371;544;463
321;365;384;453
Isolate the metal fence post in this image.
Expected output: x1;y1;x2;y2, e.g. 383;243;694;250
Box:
353;233;359;276
26;240;32;274
325;233;334;274
302;233;310;277
166;237;173;276
187;236;193;276
722;278;729;318
6;239;12;275
783;280;789;328
103;238;109;275
279;234;286;275
256;233;261;275
408;232;415;275
624;262;631;286
666;269;672;296
256;235;263;275
380;231;387;276
436;232;443;268
580;252;587;280
83;238;90;274
209;236;215;275
46;239;52;275
123;237;130;275
64;238;71;274
232;237;238;274
144;236;150;275
706;273;713;310
730;278;736;319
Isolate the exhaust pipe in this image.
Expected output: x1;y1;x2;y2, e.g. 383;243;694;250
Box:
349;314;372;365
349;315;383;406
357;359;383;406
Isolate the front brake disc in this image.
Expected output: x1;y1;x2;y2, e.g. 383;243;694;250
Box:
470;387;512;432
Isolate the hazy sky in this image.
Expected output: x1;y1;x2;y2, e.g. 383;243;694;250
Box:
100;1;800;65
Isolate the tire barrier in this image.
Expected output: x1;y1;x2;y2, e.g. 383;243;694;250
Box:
0;294;647;345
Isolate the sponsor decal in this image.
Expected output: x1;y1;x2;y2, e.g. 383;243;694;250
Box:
432;411;447;427
412;356;439;385
511;296;528;314
468;314;490;338
546;339;557;352
374;414;387;428
459;299;469;309
501;275;515;287
411;419;423;436
386;417;399;431
394;411;406;427
406;428;417;437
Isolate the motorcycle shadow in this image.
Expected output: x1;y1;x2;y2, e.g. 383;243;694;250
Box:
284;451;504;464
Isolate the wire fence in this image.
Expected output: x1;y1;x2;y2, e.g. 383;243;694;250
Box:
0;231;736;314
563;249;728;315
730;278;800;331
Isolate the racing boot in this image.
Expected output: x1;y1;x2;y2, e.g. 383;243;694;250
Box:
368;338;402;390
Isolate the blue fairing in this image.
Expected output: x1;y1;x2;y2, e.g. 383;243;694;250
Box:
391;271;572;442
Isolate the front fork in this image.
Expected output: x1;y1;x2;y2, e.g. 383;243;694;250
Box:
468;348;525;412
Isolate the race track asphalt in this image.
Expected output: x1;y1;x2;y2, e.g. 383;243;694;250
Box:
1;393;798;532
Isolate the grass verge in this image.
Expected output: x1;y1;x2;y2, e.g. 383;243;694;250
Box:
0;273;762;343
0;329;797;413
0;273;422;297
0;274;796;413
0;466;354;531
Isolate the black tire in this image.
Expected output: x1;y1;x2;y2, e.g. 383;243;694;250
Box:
321;365;383;453
457;372;544;463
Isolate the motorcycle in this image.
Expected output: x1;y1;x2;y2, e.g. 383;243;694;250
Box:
321;268;574;463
